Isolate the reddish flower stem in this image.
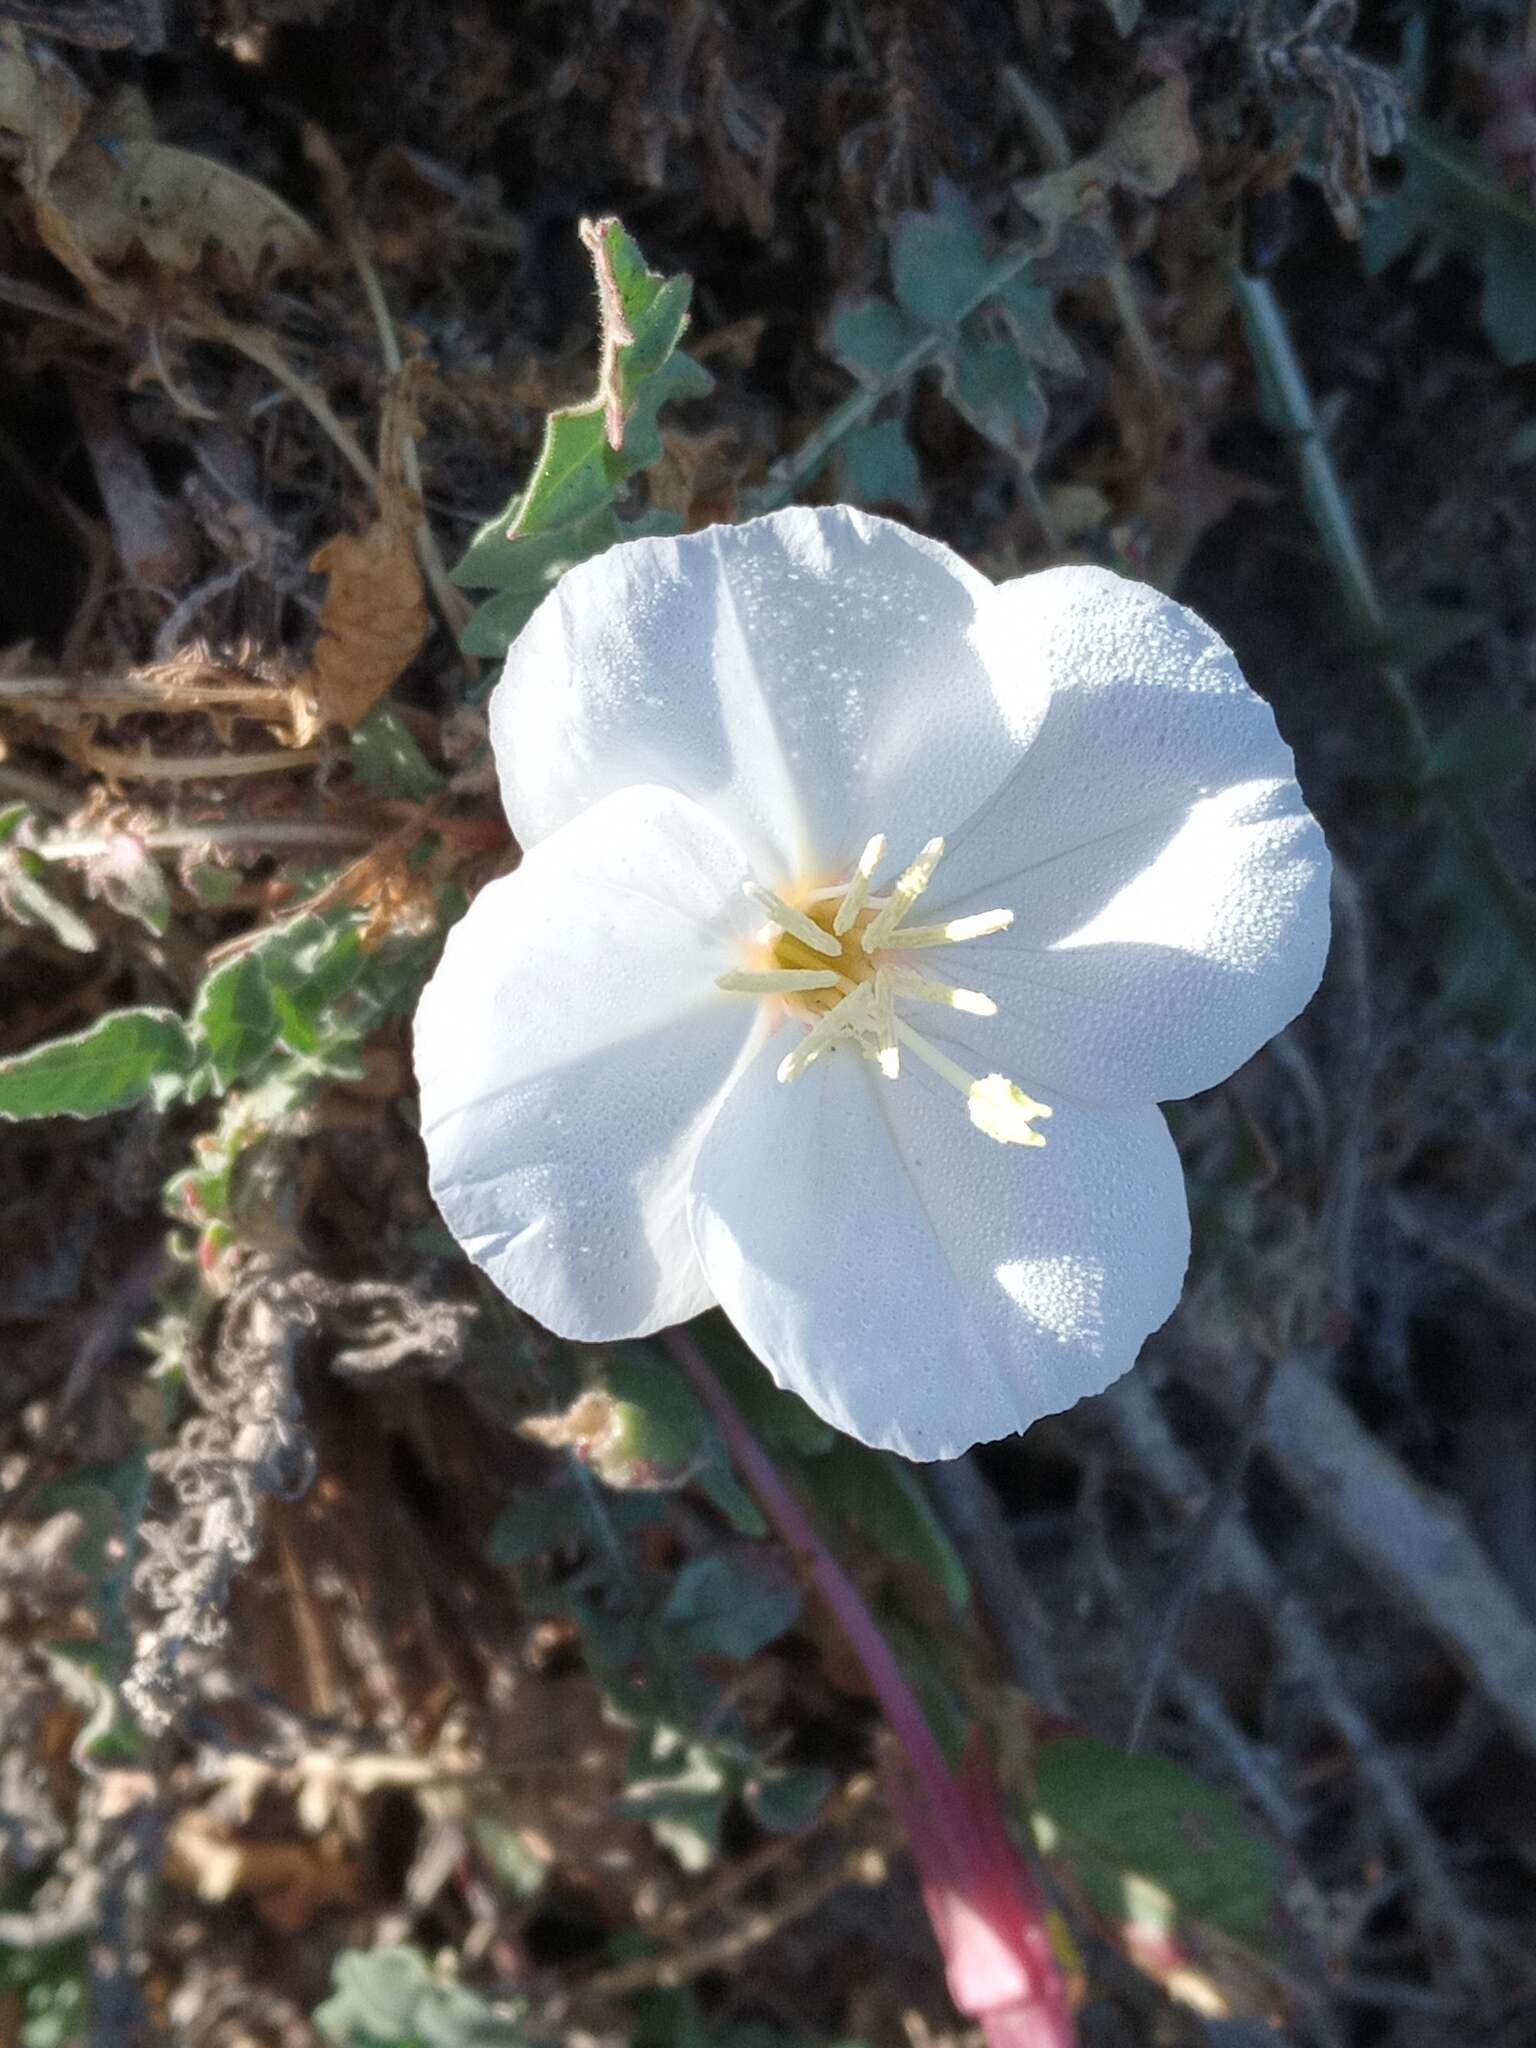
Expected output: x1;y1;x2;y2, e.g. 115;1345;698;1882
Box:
665;1326;1074;2048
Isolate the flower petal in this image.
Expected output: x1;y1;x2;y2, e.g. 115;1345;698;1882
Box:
925;567;1331;1105
415;785;763;1340
490;507;1047;881
688;1037;1190;1460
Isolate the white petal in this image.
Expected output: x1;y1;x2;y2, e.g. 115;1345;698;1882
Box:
688;1039;1190;1460
414;785;763;1340
490;507;1047;880
922;567;1331;1105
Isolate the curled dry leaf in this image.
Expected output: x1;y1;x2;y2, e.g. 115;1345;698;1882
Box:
164;1807;360;1933
0;34;320;318
295;367;430;738
298;486;428;736
1015;75;1200;243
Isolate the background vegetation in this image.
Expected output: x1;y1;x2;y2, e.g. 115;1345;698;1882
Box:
2;1;1536;2043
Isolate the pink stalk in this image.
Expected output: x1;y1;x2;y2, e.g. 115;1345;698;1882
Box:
666;1328;1075;2048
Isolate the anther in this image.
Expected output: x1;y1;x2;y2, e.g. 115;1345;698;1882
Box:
833;833;887;936
776;982;874;1083
744;882;842;957
892;1020;1051;1147
968;1074;1053;1147
716;969;842;995
861;836;945;952
872;972;899;1079
884;967;998;1017
878;907;1014;951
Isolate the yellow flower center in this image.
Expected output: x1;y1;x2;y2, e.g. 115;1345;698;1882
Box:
770;899;877;1015
715;832;1052;1147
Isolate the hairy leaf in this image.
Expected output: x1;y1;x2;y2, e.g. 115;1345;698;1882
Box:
0;1007;192;1121
454;219;712;659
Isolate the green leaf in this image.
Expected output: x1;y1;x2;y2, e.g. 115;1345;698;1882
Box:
1423;836;1536;1037
351;706;444;802
947;332;1047;460
705;1342;837;1457
457;586;550;660
839;418;924;511
797;1440;968;1610
892;210;992;330
191;950;279;1089
36;1456;149;1596
829;298;928;381
453;219;712;660
1034;1733;1281;1946
1425;711;1532;795
744;1763;833;1833
989;271;1084;376
2;863;96;951
1365;124;1536;365
486;1483;589;1566
617;349;714;473
189;913;365;1080
662;1550;800;1661
0;1007;193;1120
451;507;620;593
1482;217;1536;366
469;1816;549;1902
622;1731;733;1872
1381;602;1485;677
316;1945;530;2047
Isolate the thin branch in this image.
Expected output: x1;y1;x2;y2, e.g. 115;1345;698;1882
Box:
1105;1372;1488;1980
1126;1351;1279;1751
80;745;325;781
580;1832;895;1998
36;819;376;860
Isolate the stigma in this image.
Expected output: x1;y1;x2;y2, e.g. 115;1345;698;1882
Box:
715;833;1051;1147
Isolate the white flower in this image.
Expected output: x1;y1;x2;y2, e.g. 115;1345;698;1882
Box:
414;507;1329;1460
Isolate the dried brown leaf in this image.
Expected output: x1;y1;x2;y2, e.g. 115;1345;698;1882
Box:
1016;76;1200;242
0;39;320;317
298;500;427;735
165;1809;360;1932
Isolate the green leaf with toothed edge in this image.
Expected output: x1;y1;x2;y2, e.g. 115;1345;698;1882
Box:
453;220;712;661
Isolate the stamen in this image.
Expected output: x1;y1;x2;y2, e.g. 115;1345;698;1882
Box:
878;907;1014;951
968;1074;1053;1147
744;882;842;957
777;981;874;1083
872;972;899;1078
716;968;842;995
884;967;997;1017
892;1019;1051;1147
861;836;944;952
833;833;887;936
